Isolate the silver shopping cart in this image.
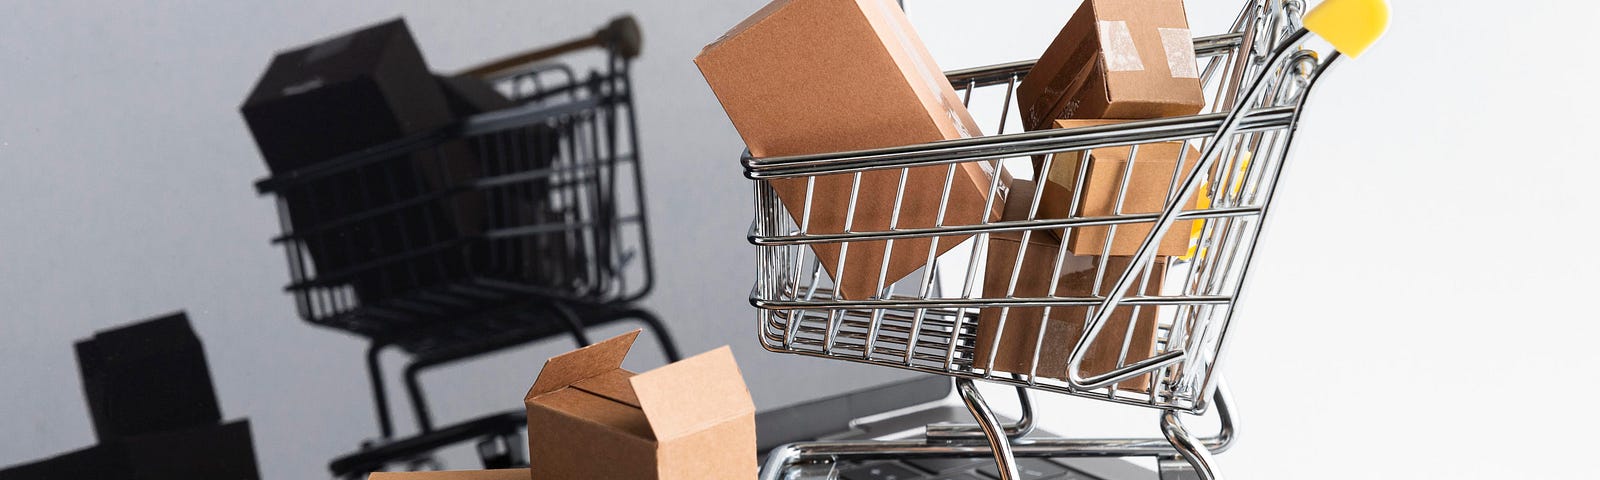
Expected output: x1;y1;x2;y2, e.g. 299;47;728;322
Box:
743;1;1387;479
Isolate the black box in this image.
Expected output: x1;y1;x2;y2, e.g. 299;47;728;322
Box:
0;421;261;480
0;444;126;480
122;420;261;480
242;19;484;302
241;18;452;173
75;312;222;442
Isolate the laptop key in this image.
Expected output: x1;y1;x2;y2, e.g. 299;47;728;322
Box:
929;473;987;480
840;462;925;480
906;457;988;474
976;458;1070;479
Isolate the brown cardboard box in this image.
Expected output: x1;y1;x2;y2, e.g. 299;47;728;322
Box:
369;469;529;480
695;0;1001;299
974;179;1165;390
524;331;756;480
1016;0;1206;131
1040;119;1199;257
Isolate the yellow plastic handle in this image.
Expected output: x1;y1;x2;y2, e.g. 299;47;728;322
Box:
1303;0;1390;58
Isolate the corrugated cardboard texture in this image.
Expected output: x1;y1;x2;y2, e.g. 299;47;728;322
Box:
523;331;755;480
630;347;755;441
975;179;1164;390
368;469;530;480
1016;0;1204;131
696;0;1000;299
1040;119;1199;256
654;419;758;480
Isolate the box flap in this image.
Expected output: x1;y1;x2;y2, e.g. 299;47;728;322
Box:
525;330;640;401
368;468;530;480
571;369;641;408
629;346;754;441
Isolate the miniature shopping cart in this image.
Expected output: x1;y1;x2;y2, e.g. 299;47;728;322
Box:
744;1;1387;479
253;15;679;477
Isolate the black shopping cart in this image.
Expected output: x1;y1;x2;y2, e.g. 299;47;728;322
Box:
251;15;678;477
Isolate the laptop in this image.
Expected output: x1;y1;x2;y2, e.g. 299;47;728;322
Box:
755;376;1156;480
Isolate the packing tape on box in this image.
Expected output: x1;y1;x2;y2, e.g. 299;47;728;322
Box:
1097;21;1145;72
1159;28;1200;79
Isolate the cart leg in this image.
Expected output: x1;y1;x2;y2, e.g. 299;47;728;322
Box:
1161;410;1223;480
366;341;395;439
955;378;1020;480
403;361;434;433
926;382;1035;440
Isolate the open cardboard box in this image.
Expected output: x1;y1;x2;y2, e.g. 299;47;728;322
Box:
524;330;756;480
363;331;755;480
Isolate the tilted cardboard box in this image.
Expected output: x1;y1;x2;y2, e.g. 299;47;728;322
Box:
695;0;1001;299
975;179;1165;390
1039;119;1200;257
524;331;756;480
1016;0;1205;131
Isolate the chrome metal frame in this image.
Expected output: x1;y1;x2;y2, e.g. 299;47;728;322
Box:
746;1;1344;479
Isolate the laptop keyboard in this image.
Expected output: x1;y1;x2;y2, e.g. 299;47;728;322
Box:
837;456;1103;480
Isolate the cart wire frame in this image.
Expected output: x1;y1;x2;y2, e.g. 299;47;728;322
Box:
746;0;1361;479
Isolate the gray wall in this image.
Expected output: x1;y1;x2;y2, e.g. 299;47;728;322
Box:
4;1;1599;479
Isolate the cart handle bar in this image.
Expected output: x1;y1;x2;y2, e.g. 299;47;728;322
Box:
1068;0;1389;389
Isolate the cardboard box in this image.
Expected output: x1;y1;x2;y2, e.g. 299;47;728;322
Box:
75;312;221;441
695;0;1001;299
369;469;530;480
974;179;1165;390
1016;0;1205;131
524;331;756;480
241;18;482;302
1039;119;1199;257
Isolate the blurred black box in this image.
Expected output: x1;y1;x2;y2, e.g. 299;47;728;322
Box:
242;18;483;302
0;444;125;480
0;421;260;480
241;18;451;173
75;312;221;442
122;420;260;480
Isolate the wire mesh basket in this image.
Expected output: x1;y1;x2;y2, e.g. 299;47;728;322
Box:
254;53;654;351
746;0;1386;478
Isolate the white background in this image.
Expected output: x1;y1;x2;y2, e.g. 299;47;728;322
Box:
1;1;1597;479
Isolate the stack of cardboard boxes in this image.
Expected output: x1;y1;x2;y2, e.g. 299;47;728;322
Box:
977;0;1206;385
696;0;1209;387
